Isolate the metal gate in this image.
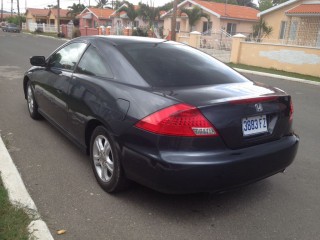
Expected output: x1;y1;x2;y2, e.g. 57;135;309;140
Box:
199;29;232;63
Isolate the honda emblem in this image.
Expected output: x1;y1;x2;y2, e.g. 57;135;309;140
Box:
255;103;263;112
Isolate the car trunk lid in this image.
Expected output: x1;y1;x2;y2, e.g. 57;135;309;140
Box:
152;82;293;149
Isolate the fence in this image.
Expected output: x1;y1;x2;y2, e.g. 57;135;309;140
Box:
247;21;320;49
23;22;58;33
231;35;320;77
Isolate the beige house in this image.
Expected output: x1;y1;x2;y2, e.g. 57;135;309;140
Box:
26;8;72;26
258;0;320;47
49;9;72;27
161;0;259;36
25;8;50;25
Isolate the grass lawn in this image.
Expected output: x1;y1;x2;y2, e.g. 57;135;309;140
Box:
227;63;320;83
0;177;31;240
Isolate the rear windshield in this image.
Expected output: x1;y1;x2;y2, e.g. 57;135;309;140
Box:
119;42;249;87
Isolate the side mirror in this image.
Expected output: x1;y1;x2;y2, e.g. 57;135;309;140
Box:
30;56;46;67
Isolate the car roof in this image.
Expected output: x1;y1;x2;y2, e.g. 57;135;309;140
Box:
73;35;167;46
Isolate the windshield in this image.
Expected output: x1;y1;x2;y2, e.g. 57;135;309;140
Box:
119;42;249;88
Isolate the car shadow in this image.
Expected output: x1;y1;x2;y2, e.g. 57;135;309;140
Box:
107;178;275;223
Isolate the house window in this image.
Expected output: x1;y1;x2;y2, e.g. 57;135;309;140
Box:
227;23;237;35
289;21;298;40
202;21;212;33
134;21;139;28
176;21;180;32
279;21;287;39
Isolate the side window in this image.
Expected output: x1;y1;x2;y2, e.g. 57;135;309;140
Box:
49;42;87;71
76;45;113;78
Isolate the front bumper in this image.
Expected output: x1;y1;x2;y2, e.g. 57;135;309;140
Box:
121;134;299;194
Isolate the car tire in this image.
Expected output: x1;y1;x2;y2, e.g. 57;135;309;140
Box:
26;81;41;119
90;126;127;193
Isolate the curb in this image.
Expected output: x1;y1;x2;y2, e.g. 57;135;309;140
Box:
22;31;68;42
0;136;54;240
235;68;320;86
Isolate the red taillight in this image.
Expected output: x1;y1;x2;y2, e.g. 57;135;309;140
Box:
230;96;279;104
290;99;294;121
135;103;218;137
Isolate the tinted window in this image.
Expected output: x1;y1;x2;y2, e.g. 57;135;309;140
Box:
120;42;249;87
76;45;113;78
49;42;87;71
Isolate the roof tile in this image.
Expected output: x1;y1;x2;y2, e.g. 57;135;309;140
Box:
286;4;320;14
193;0;259;21
88;7;114;19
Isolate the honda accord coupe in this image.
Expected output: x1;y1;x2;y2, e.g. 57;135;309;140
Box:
23;36;299;194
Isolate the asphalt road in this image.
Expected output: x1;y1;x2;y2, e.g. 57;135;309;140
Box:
0;31;319;240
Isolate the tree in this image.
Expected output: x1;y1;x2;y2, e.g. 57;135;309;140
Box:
95;0;109;8
138;3;160;28
180;6;209;32
272;0;289;5
253;19;273;40
7;15;25;25
68;3;85;18
159;0;184;12
258;0;273;11
120;2;139;28
114;1;126;10
47;4;58;9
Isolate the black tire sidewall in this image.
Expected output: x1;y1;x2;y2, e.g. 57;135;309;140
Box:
27;81;41;119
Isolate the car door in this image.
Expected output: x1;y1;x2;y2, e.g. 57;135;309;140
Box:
37;42;87;130
67;44;115;145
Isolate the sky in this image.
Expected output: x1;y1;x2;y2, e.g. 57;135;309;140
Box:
1;0;173;13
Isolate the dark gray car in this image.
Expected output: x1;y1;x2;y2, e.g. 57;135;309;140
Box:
3;23;20;33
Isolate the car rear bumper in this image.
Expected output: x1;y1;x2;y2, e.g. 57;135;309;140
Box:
122;134;299;194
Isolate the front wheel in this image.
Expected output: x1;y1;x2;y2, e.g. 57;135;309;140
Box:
26;81;41;119
90;126;127;193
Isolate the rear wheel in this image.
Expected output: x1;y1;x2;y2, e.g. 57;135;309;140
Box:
26;81;41;119
90;126;127;193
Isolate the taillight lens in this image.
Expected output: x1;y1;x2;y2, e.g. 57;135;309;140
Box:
229;96;279;104
290;99;294;121
135;103;218;137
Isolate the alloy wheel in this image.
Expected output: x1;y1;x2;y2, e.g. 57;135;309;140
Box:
92;135;114;182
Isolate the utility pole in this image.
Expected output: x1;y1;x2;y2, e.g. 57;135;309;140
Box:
17;0;20;27
1;0;3;22
11;0;13;16
57;0;60;36
171;0;178;41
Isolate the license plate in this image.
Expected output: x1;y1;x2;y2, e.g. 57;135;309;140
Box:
242;115;268;136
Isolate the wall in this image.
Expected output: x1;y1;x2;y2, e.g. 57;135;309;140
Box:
231;38;320;77
261;0;302;40
220;19;256;35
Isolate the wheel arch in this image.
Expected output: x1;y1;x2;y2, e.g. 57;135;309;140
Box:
85;119;104;155
23;76;30;99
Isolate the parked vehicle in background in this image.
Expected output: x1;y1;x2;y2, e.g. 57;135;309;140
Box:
23;36;299;194
2;23;20;33
0;22;6;28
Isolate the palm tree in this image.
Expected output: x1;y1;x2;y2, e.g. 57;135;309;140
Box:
138;3;160;28
67;3;86;18
120;3;139;29
180;6;209;32
95;0;109;8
